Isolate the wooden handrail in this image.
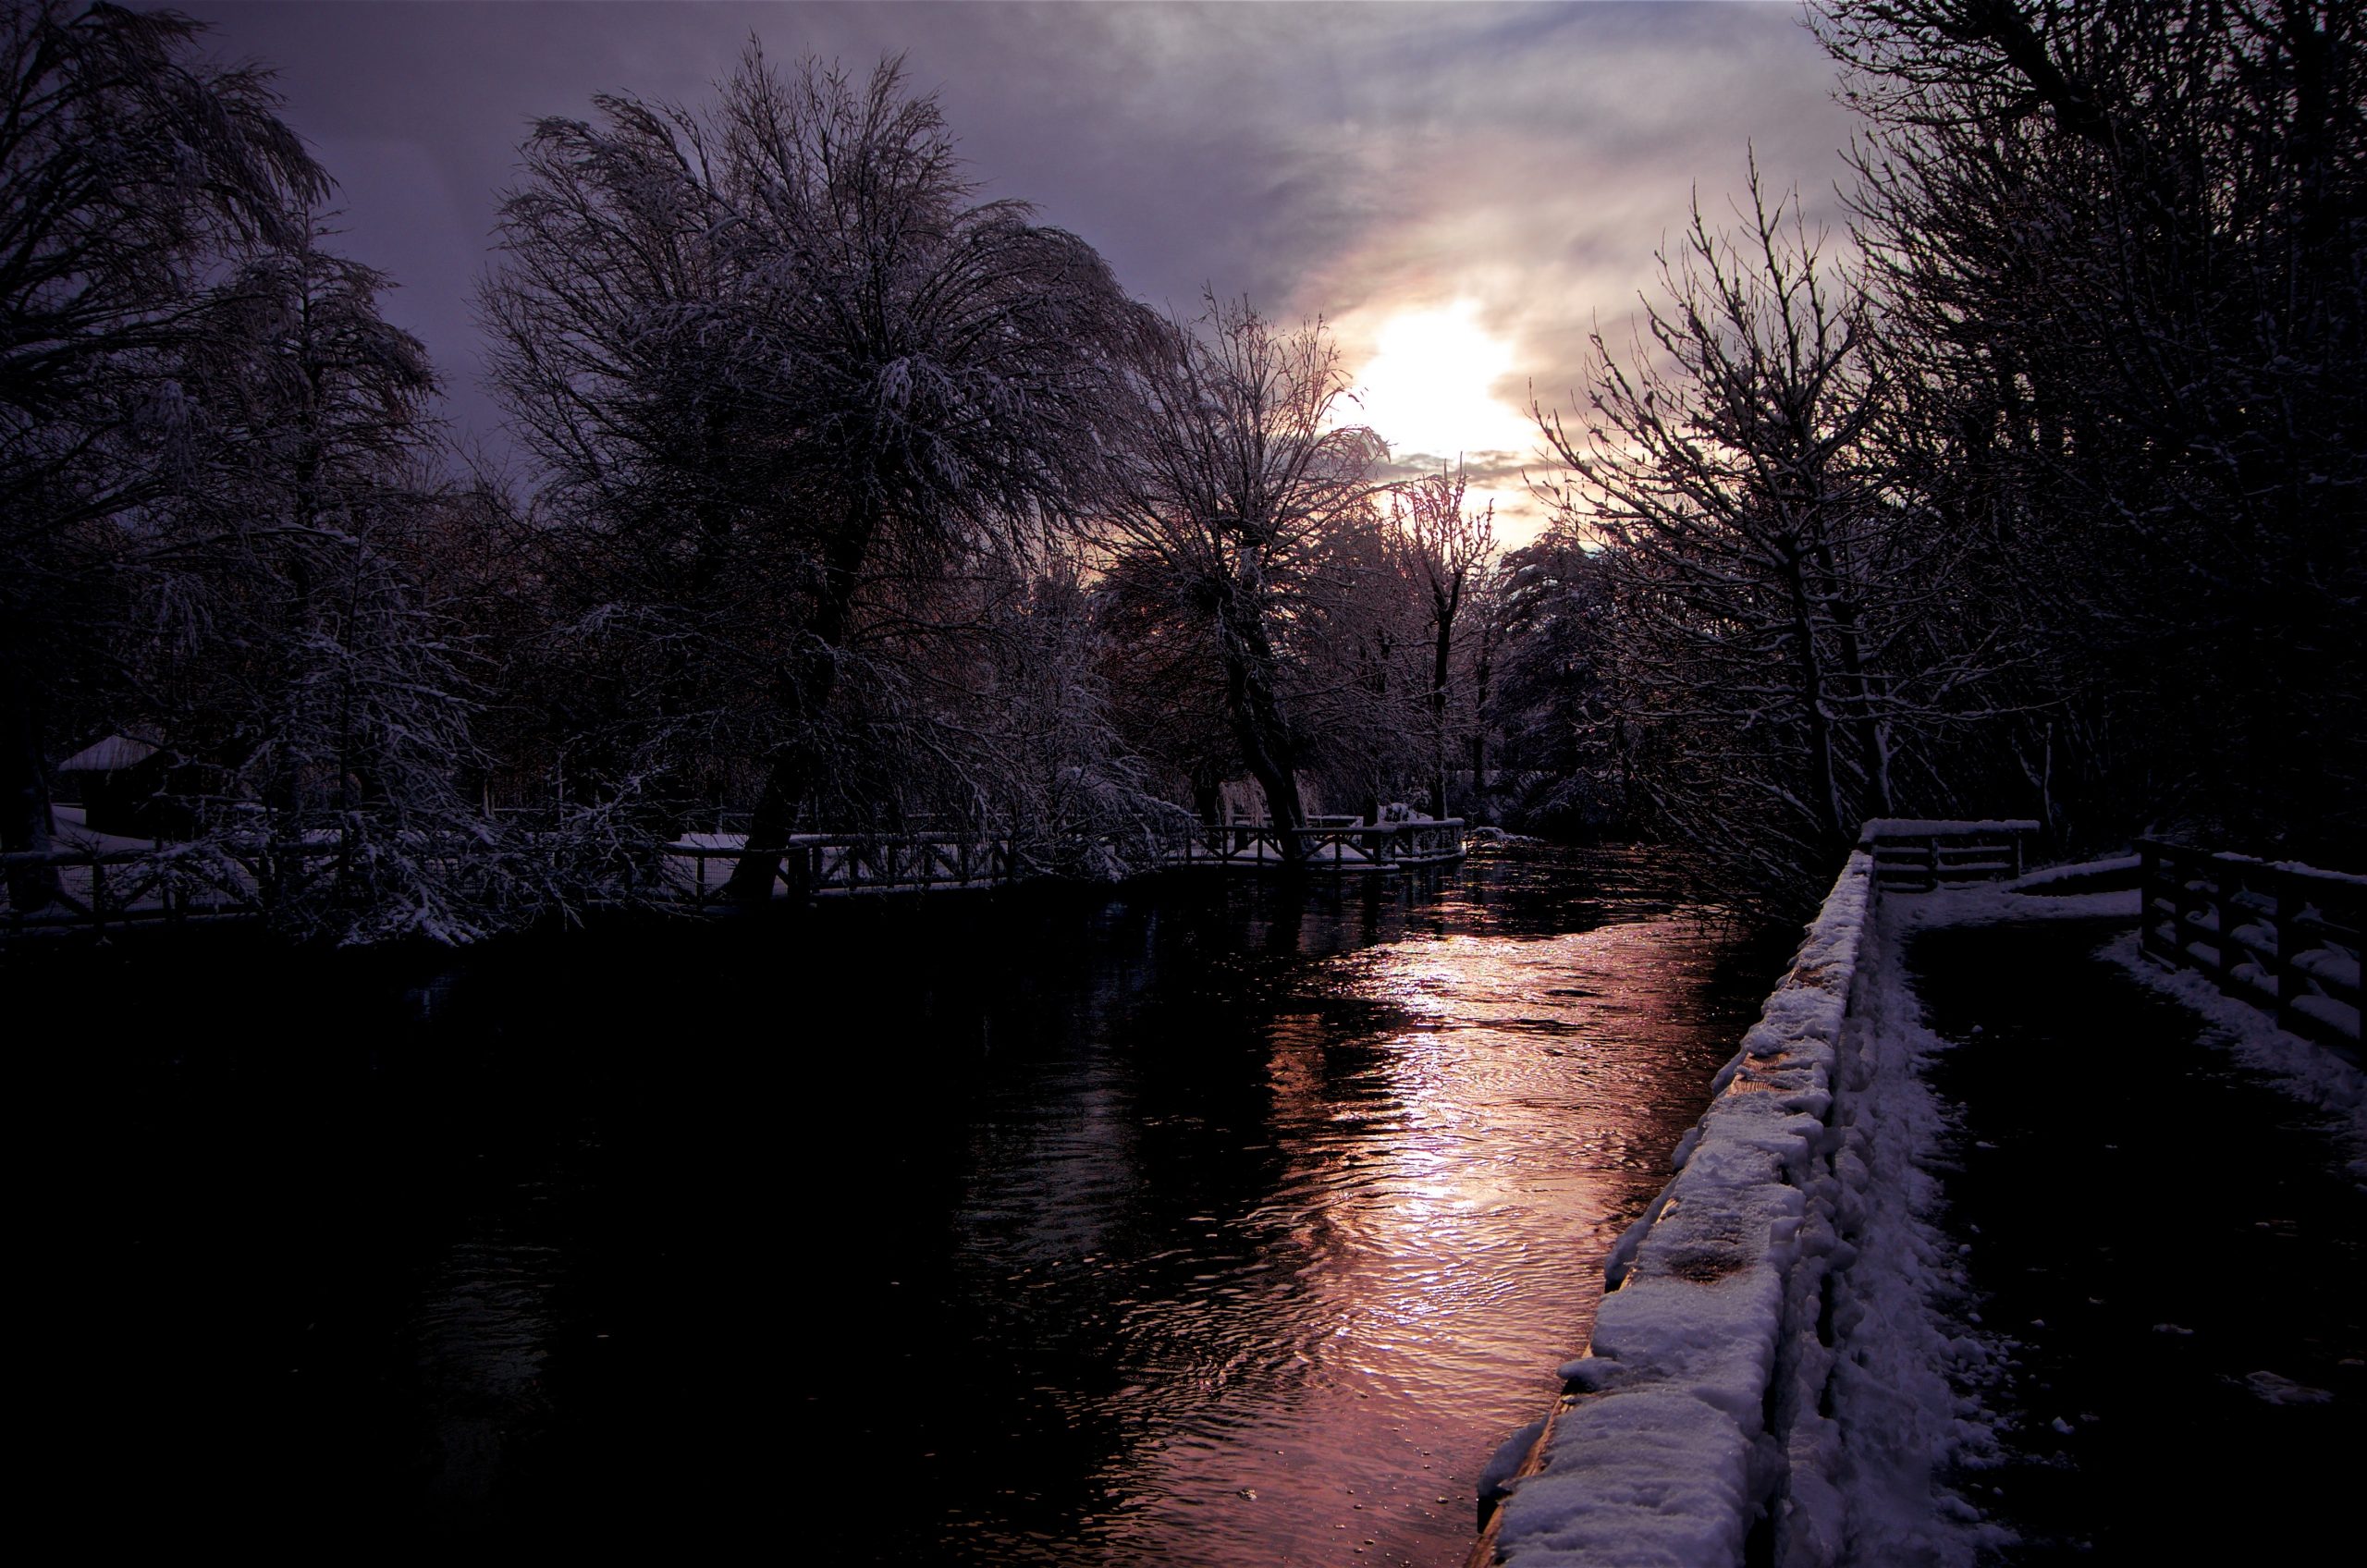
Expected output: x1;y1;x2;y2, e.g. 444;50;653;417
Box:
2138;839;2362;1052
6;815;1476;935
1858;819;2038;892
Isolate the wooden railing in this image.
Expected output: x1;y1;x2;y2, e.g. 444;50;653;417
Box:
5;815;1474;937
2138;840;2363;1051
0;831;1013;933
4;839;357;936
1157;818;1467;872
683;818;1468;895
1858;818;2040;891
668;833;1013;906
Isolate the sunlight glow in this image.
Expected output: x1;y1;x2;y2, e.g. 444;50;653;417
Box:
1350;302;1536;465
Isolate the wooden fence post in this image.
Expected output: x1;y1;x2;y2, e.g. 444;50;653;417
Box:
2274;872;2299;1035
2214;857;2240;994
2173;848;2200;973
2139;842;2161;962
2165;846;2196;972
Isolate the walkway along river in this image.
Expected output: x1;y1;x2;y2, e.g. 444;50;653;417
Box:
30;847;1789;1560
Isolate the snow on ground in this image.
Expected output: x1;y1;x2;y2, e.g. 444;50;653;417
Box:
1890;878;2141;930
48;803;156;855
1487;859;2189;1567
1858;819;2042;838
2006;853;2140;893
1804;889;2007;1568
2099;927;2367;1182
1491;851;2006;1567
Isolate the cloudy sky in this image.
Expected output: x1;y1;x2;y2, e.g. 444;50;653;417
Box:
181;1;1858;540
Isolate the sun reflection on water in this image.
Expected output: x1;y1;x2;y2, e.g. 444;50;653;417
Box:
1051;904;1760;1564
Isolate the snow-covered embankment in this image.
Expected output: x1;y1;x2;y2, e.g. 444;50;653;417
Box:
1482;849;1951;1566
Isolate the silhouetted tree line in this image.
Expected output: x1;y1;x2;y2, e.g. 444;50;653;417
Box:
3;1;2356;937
1526;0;2363;908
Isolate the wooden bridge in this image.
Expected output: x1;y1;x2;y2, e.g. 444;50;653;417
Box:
668;832;1014;906
1152;817;1468;874
4;816;1470;936
3;838;362;937
668;817;1468;903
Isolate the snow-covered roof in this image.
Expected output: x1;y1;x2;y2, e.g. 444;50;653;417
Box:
57;733;159;773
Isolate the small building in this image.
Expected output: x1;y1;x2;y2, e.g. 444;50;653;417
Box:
55;732;178;838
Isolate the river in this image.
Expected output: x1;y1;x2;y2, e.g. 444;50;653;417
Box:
33;847;1784;1559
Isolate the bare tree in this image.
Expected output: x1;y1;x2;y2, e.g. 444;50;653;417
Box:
1820;0;2367;858
1536;164;1959;906
1387;462;1497;817
1104;297;1386;856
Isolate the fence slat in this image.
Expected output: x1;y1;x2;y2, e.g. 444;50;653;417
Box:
2139;839;2361;1053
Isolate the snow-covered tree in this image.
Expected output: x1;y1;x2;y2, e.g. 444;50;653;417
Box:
131;221;537;943
1287;506;1426;823
0;0;323;909
483;51;1141;898
1484;528;1625;837
934;553;1184;878
0;5;575;941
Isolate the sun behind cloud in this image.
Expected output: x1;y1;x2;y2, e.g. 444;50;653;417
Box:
1345;300;1545;542
1350;301;1536;464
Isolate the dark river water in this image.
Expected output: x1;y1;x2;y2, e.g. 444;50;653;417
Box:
30;848;1785;1560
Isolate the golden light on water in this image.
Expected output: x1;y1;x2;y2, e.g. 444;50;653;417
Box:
1089;913;1745;1562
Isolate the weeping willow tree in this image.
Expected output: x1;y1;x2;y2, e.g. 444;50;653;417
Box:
484;50;1145;899
0;0;324;908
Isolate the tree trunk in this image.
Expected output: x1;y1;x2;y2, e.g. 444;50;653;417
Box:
1813;560;1894;821
1780;545;1847;851
1191;766;1224;827
1429;614;1453;819
725;511;875;903
0;668;61;911
1468;642;1492;825
1217;594;1305;861
654;409;754;841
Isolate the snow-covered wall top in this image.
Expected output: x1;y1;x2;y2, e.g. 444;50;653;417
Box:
1485;851;1873;1567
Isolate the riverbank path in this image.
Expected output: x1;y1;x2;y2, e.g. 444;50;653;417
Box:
1906;911;2366;1563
